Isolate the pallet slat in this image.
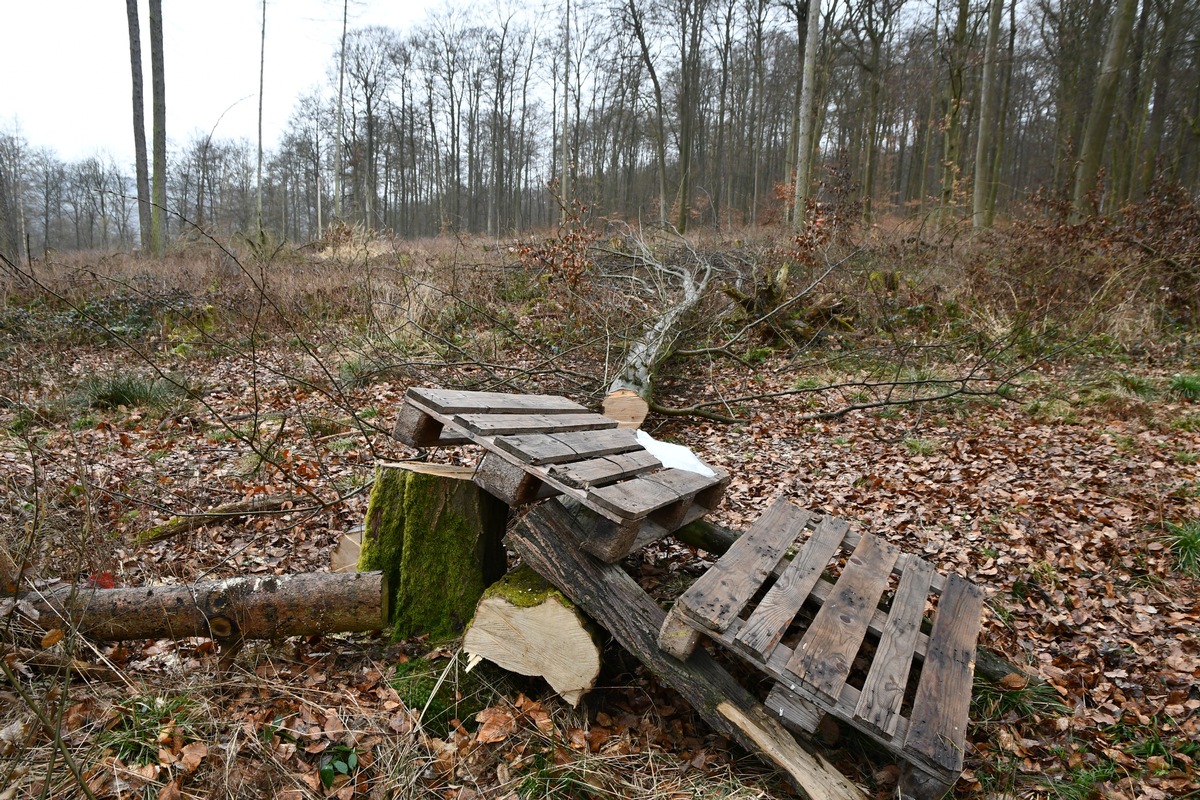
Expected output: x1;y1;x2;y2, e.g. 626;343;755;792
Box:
454;412;617;436
495;428;641;465
903;574;984;773
733;515;848;660
676;501;812;633
588;468;717;521
548;450;662;488
853;554;936;738
785;534;900;701
406;388;586;415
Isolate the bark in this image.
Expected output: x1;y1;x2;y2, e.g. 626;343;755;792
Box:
508;501;867;800
792;0;822;228
148;0;166;256
606;242;711;423
1071;0;1139;220
137;493;304;543
17;571;386;643
125;0;150;251
1139;0;1186;198
463;565;600;706
972;0;1003;229
359;462;507;640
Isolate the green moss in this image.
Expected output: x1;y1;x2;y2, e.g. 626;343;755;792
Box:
359;465;506;641
391;656;512;739
480;565;571;610
359;465;408;612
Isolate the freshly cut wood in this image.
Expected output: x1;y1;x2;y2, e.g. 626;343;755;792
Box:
137;493;303;543
463;566;600;707
509;501;866;800
359;461;506;640
18;571;386;643
601;388;649;429
331;527;363;573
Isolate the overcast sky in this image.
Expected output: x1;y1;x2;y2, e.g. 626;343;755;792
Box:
1;0;441;168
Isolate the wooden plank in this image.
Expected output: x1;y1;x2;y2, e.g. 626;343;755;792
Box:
549;450;662;489
756;622;913;746
475;451;557;505
786;534;900;701
393;401;470;446
903;574;984;774
509;502;868;800
406;387;587;415
587;468;716;521
657;606;702;660
495;428;641;465
853;554;936;738
765;683;825;734
454;412;617;436
733;516;849;660
675;500;812;633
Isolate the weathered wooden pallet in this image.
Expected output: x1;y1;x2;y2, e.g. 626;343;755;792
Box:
393;388;728;561
658;498;983;800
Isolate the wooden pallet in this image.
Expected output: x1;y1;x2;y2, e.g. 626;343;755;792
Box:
658;499;983;800
393;388;728;561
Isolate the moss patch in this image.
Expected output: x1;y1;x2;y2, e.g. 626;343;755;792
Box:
359;464;506;641
480;564;572;610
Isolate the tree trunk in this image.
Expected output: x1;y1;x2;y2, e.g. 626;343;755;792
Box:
463;565;600;707
148;0;167;256
508;501;867;800
359;462;507;641
1071;0;1139;221
792;0;822;228
125;0;150;251
972;0;1003;229
19;572;386;643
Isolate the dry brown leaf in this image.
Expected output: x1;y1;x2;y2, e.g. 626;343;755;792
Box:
475;706;515;744
179;741;207;773
998;672;1029;691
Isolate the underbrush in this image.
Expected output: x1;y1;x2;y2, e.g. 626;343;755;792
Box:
3;207;1200;799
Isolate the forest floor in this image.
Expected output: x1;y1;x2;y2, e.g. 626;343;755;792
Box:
1;232;1199;800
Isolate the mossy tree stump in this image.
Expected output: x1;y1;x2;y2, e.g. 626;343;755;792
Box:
359;462;507;641
463;565;601;706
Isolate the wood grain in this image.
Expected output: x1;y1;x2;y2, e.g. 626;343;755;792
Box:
786;534;899;701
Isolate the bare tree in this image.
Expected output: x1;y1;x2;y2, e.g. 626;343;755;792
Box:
125;0;150;251
149;0;167;256
1071;0;1138;220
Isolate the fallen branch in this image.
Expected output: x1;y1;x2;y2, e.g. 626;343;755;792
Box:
137;493;306;543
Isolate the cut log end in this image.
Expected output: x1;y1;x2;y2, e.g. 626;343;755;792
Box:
602;389;649;430
463;567;600;707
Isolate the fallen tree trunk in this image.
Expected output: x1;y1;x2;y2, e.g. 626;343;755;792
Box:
15;571;386;643
604;242;712;429
463;565;600;707
509;501;866;800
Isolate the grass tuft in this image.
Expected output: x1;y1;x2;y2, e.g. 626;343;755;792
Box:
1161;520;1200;576
1169;372;1200;402
77;373;177;410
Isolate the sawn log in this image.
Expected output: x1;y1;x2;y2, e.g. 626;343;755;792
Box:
16;571;386;643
